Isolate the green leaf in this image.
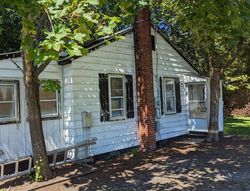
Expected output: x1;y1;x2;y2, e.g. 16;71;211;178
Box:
85;0;99;5
56;0;64;7
74;33;86;43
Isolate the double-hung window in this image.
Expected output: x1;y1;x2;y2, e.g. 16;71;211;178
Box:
39;88;59;118
109;75;126;120
99;74;134;122
160;77;182;115
163;78;176;114
0;81;19;123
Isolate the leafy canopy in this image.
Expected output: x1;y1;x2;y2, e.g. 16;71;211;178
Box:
0;0;145;63
157;0;250;69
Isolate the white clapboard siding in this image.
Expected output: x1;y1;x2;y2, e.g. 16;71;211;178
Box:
153;31;205;141
63;32;139;156
0;58;65;162
0;28;210;162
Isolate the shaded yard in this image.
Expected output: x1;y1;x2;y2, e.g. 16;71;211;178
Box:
1;136;250;191
224;117;250;137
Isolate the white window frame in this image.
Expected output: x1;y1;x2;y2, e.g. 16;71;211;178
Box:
188;83;206;102
40;89;59;119
163;78;176;114
108;75;126;121
188;83;207;119
0;81;19;123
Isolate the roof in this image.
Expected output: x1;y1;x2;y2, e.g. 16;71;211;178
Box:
58;27;133;65
151;24;201;75
0;25;201;75
0;51;21;60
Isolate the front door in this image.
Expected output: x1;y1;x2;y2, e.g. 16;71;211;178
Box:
187;83;208;131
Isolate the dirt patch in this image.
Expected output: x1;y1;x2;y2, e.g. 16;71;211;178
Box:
1;136;250;191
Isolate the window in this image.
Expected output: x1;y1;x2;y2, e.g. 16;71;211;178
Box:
188;84;207;119
163;78;176;114
0;81;19;123
99;74;134;122
39;88;59;118
160;77;182;115
109;75;126;120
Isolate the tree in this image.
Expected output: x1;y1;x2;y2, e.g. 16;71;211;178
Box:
224;45;250;113
0;4;21;53
0;0;139;180
153;0;250;141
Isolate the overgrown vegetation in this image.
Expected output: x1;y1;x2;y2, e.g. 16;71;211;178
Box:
224;117;250;137
153;0;250;141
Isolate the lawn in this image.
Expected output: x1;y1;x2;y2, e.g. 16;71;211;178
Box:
224;116;250;136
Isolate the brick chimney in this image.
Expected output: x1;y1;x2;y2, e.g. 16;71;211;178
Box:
134;7;156;151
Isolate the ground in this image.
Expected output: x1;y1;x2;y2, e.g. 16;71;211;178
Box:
1;117;250;191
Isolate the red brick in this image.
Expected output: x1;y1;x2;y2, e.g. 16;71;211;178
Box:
134;7;156;151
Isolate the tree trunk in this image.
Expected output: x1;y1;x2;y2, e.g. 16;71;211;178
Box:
207;66;222;142
22;49;52;179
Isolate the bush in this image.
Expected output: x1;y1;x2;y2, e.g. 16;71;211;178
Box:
231;102;250;117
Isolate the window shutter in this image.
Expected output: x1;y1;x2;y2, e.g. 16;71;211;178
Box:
126;75;134;118
174;78;182;113
99;74;110;121
159;77;164;115
151;35;156;51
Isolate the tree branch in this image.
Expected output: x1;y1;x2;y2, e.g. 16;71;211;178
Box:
34;60;51;77
223;37;244;69
44;8;55;33
9;58;24;74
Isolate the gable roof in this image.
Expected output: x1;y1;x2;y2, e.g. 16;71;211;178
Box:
151;24;201;75
58;27;133;65
0;25;201;75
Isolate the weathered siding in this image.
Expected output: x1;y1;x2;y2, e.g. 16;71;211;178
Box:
152;32;205;141
0;58;65;162
64;33;139;156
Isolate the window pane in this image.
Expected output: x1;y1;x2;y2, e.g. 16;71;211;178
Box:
40;101;57;116
165;83;174;96
40;90;56;100
111;78;123;89
112;110;124;118
111;89;123;97
188;84;205;101
166;97;175;112
189;102;207;118
0;85;14;101
111;98;124;109
0;103;15;118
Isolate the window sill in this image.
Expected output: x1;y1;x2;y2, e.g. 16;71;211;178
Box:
110;117;127;122
0;120;21;125
42;115;61;121
163;112;178;115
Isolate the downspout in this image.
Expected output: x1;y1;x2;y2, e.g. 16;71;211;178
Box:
61;65;65;146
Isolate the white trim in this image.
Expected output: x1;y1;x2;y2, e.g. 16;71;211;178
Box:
0;81;19;123
187;83;207;119
40;90;59;118
108;75;126;121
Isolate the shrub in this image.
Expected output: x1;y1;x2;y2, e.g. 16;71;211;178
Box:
231;102;250;117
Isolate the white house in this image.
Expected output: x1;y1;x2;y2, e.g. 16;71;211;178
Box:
0;8;223;169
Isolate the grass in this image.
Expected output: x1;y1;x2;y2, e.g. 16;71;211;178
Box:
224;116;250;137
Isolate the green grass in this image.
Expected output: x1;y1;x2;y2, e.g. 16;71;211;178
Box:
224;116;250;136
